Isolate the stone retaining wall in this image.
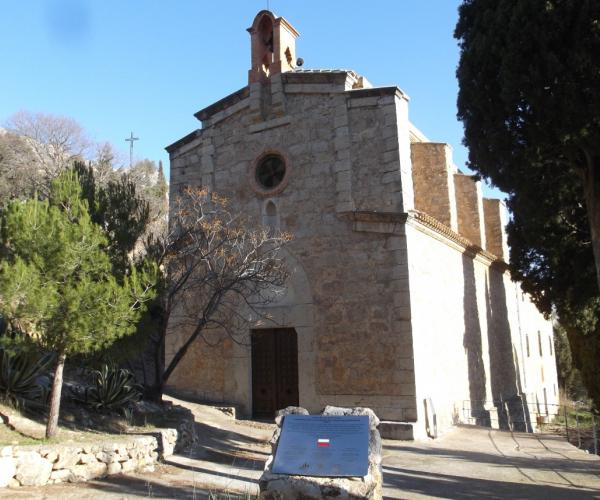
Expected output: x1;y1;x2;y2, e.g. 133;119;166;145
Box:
0;429;177;489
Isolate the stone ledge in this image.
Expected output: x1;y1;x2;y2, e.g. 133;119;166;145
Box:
249;116;292;134
194;86;250;121
378;421;415;440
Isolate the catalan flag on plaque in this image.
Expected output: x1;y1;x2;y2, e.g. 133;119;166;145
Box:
317;438;330;447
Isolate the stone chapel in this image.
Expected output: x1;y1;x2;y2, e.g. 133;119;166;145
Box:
165;10;559;439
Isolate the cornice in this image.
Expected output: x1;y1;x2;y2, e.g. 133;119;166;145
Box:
339;209;505;267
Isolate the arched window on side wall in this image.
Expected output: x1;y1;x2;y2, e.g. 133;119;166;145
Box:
262;199;279;233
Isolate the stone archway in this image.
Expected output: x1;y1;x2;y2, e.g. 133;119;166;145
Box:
227;248;316;416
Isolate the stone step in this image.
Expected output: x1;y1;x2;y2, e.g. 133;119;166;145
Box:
379;421;415;440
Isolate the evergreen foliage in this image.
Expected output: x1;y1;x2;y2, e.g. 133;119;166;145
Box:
554;324;589;402
455;0;600;410
74;162;150;274
0;348;54;407
0;171;155;437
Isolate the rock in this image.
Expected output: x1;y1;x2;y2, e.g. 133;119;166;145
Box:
41;450;58;463
175;420;196;452
79;453;97;464
0;457;16;487
50;469;72;482
369;429;382;466
274;406;309;426
157;429;177;458
68;463;107;483
121;459;136;473
0;446;12;457
14;451;52;486
53;448;82;469
322;406;380;430
106;462;122;475
96;450;119;464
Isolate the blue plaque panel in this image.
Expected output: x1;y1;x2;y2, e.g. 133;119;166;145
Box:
272;415;369;477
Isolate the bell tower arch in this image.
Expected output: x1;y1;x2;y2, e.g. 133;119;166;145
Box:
247;10;300;84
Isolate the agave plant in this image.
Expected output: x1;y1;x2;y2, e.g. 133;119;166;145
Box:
76;364;141;412
0;348;55;406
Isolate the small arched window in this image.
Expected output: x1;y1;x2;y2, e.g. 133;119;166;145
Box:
262;199;279;232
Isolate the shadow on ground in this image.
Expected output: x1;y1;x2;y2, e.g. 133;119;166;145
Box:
383;465;598;500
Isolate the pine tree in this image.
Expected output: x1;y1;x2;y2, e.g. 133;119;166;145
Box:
0;171;155;437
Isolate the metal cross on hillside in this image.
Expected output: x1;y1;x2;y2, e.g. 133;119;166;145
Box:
125;131;139;169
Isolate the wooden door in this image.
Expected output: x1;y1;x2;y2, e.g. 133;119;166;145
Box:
251;328;299;419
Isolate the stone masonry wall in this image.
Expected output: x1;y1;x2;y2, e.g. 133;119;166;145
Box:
410;142;458;231
0;430;177;489
454;173;486;248
347;88;413;214
166;73;417;421
483;198;509;260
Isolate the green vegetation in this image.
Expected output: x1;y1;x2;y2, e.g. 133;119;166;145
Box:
74;364;141;413
0;347;54;407
554;324;589;401
556;405;596;428
455;0;600;411
0;171;155;437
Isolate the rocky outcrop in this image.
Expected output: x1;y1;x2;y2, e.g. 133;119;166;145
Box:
259;406;383;500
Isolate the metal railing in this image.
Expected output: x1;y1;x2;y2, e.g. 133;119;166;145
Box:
462;398;599;456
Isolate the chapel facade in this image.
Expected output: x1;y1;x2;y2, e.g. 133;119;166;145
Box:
165;10;559;438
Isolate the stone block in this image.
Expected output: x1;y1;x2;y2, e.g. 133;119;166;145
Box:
121;459;137;473
53;448;81;469
96;450;120;464
68;463;107;483
15;452;52;486
106;462;122;475
378;421;414;440
0;457;16;487
49;469;72;482
79;453;97;464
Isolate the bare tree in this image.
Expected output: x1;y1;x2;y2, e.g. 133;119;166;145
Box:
143;187;290;399
0;130;40;198
93;141;124;186
4;111;92;192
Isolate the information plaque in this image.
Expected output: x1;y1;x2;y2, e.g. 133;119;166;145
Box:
272;415;369;477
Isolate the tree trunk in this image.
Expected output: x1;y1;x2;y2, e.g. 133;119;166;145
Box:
46;351;66;439
162;320;205;385
583;152;600;293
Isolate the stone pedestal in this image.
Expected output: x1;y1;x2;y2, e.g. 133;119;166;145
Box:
259;406;383;500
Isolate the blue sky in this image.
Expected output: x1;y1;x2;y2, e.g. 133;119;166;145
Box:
0;0;503;198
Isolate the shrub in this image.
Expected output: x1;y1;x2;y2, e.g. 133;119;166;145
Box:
74;364;141;413
0;348;54;407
